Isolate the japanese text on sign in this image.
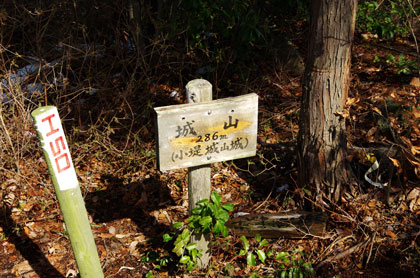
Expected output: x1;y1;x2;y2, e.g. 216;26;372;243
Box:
155;93;258;171
171;118;249;163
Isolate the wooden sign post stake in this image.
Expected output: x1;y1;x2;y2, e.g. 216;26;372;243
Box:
32;106;104;278
186;79;212;268
155;79;258;269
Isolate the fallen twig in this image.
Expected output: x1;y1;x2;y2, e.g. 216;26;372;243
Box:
317;240;368;269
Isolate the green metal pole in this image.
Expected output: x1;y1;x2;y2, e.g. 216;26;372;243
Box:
31;106;104;278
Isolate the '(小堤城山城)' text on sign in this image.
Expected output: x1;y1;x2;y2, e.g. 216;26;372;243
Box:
154;93;258;171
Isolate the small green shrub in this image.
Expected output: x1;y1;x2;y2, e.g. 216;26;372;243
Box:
275;249;315;278
140;251;169;270
357;0;419;39
374;54;418;74
163;191;233;271
239;234;270;266
237;234;315;277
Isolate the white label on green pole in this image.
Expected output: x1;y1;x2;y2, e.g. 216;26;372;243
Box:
32;106;104;277
32;106;78;190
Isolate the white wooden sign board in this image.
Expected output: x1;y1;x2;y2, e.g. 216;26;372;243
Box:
155;93;258;171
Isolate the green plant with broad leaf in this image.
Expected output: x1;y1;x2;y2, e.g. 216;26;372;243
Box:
188;190;234;237
374;53;418;75
356;0;419;39
159;192;315;276
163;191;234;271
238;234;270;266
389;55;418;75
237;234;315;277
140;250;169;270
145;270;154;278
275;249;315;278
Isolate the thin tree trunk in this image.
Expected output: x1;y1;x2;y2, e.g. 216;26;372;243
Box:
298;0;357;203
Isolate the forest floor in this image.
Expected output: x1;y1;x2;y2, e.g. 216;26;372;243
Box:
1;29;420;278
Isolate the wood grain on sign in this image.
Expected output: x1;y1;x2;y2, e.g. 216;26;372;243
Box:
155;93;258;171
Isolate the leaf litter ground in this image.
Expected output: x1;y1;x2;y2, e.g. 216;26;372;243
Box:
1;37;420;278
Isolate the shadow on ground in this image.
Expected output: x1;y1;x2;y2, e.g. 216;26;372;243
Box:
85;174;175;238
0;205;64;278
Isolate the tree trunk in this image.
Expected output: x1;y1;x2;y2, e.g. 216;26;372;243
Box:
298;0;357;203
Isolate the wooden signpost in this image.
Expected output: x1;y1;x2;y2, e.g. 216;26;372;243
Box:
32;106;103;278
155;79;258;268
155;83;258;171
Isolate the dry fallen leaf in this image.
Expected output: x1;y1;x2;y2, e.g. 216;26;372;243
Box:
407;156;420;167
368;199;377;209
415;167;420;179
411;106;420;119
346;97;359;106
409;196;420;212
409;77;420;88
366;67;380;73
129;241;139;256
372;106;382;116
411;145;420;155
108;226;116;235
366;126;377;138
407;188;420;212
334;109;350;119
97;245;107;259
386;230;398;240
12;260;33;276
98;233;114;239
400;136;413;146
387;157;401;168
48;245;55;254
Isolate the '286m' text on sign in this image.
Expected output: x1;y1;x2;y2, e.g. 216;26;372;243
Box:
155;93;258;171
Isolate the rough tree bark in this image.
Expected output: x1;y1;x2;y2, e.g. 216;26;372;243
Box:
298;0;357;203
